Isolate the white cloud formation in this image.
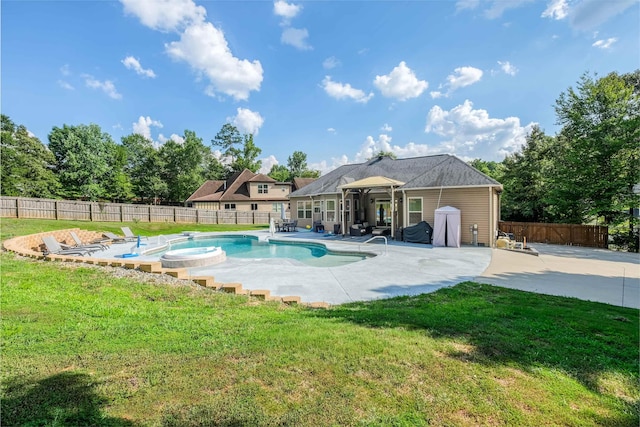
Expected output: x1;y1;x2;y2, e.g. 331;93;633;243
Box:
447;66;483;91
158;133;185;145
281;27;312;50
309;155;350;176
570;0;636;30
327;127;336;133
259;154;279;175
483;0;534;19
498;60;518;76
60;64;71;76
381;123;393;132
322;76;374;103
58;80;74;90
430;66;483;98
542;0;569;19
354;134;432;163
592;37;618;49
425;100;536;160
122;56;157;78
165;21;263;101
323;56;340;69
373;62;428;101
120;0;206;32
229;108;265;135
133;116;163;141
455;0;480;12
273;0;302;23
83;75;122;99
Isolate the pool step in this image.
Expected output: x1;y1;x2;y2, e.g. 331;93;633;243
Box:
163;268;189;279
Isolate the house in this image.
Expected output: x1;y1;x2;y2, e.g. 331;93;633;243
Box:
186;169;315;216
288;154;503;246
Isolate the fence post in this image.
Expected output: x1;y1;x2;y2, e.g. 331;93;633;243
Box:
89;202;93;221
196;209;200;224
120;205;123;222
16;198;22;218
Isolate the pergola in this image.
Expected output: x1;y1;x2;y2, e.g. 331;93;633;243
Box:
337;176;405;239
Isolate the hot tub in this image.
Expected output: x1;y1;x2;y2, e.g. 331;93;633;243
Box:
160;246;226;268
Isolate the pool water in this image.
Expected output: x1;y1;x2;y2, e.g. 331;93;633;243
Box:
166;235;368;267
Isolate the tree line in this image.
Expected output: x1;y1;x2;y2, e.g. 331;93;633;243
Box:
470;70;639;251
1;119;319;205
1;71;638;249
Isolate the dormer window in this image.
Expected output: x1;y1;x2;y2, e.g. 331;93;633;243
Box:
258;184;269;194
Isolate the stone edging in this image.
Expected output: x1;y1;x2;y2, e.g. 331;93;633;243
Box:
2;228;329;309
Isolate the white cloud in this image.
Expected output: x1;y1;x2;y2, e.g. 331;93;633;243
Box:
430;91;444;99
158;133;185;145
133;116;163;141
322;76;374;103
425;100;536;160
60;64;71;76
273;0;302;23
327;127;336;133
165;21;263;101
447;66;483;91
570;0;636;30
309;155;350;175
323;56;340;69
281;27;312;50
592;37;618;49
120;0;206;32
373;61;428;101
83;75;122;99
484;0;534;19
259;154;279;175
542;0;569;20
455;0;480;12
381;123;393;132
498;60;518;76
354;134;432;163
58;80;74;90
229;108;265;135
122;56;157;78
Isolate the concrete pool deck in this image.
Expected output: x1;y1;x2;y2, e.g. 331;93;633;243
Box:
94;229;492;305
68;229;640;308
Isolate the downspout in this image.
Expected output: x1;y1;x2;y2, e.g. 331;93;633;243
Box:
341;189;346;236
391;185;395;239
488;187;493;248
402;189;407;227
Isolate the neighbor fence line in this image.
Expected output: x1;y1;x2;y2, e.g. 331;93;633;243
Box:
0;196;280;225
498;221;608;248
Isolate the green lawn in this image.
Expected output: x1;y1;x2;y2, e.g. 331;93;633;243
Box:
1;219;638;426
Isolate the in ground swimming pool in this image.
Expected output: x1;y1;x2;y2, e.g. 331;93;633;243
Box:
155;235;370;267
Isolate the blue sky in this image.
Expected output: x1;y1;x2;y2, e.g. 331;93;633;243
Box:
2;0;638;175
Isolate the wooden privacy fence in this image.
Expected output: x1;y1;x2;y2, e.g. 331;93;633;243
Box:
499;221;609;248
0;197;281;225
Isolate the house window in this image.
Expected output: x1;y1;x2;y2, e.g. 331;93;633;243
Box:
313;200;321;214
251;203;258;211
297;201;312;219
224;203;236;210
326;199;336;222
343;199;351;223
272;203;282;212
258;184;269;194
408;198;422;225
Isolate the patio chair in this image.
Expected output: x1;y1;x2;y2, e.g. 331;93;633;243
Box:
42;236;92;256
287;220;298;232
121;227;147;241
102;231;132;243
68;231;109;250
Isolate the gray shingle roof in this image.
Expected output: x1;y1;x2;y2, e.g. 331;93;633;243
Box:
289;154;501;197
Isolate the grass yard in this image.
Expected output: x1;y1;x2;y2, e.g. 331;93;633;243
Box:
1;219;639;426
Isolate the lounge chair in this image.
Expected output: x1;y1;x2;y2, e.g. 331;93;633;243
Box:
42;236;92;256
68;231;109;250
350;222;372;236
121;227;147;241
102;231;132;243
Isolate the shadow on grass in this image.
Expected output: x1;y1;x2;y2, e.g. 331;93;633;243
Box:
2;371;137;426
312;282;639;393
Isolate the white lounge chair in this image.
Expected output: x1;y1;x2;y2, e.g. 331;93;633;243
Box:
121;227;147;241
67;231;109;250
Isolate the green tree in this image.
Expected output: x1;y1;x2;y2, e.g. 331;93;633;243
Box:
48;124;117;200
468;159;504;182
230;134;262;173
500;126;557;222
367;150;397;160
268;164;290;182
1;115;60;198
121;133;166;203
287;151;319;179
160;130;211;203
104;144;134;202
550;71;640;233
